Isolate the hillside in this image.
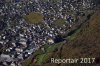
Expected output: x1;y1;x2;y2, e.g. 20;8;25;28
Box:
21;10;100;66
59;10;100;66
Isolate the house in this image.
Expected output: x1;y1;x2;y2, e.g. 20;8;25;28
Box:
3;62;8;66
47;38;54;44
19;41;27;48
25;49;34;55
10;62;16;66
0;54;13;62
12;42;16;47
15;48;23;53
17;54;23;60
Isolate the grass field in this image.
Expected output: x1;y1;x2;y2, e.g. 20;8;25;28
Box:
52;18;66;27
24;12;43;24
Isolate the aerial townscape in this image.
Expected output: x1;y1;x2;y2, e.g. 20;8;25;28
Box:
0;0;100;66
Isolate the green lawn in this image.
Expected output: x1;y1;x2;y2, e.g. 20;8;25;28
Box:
35;53;52;65
46;43;62;52
24;12;43;24
21;56;33;66
66;28;82;41
34;43;64;65
53;18;66;27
